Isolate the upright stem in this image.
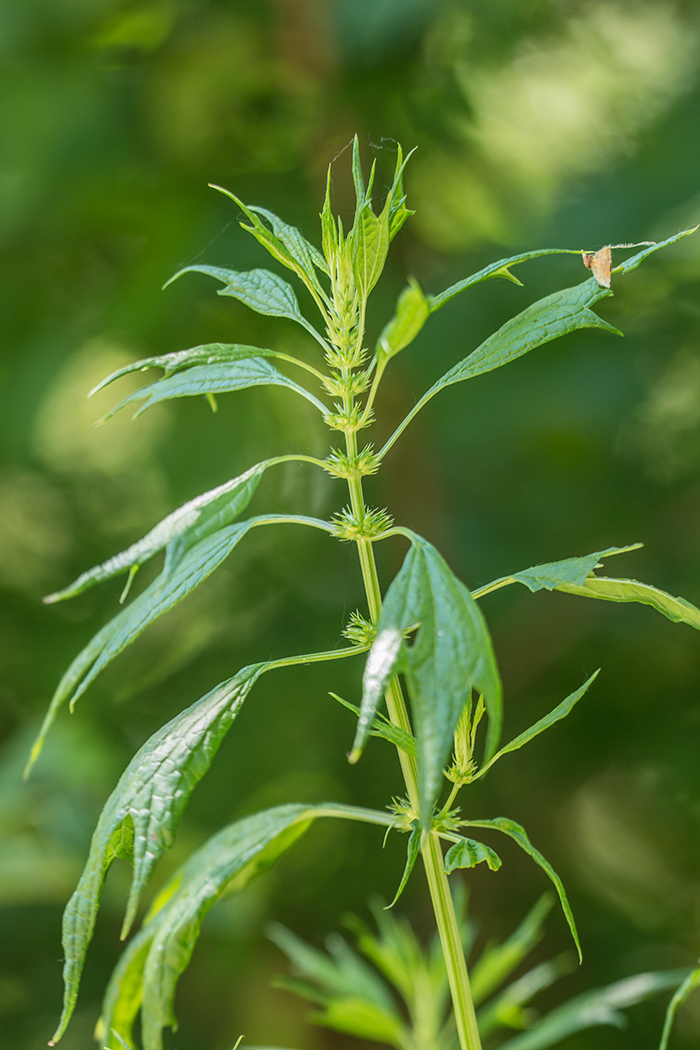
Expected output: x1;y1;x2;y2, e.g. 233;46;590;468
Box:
344;468;483;1050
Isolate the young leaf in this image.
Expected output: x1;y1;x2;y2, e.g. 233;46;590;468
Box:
329;692;417;755
459;817;581;961
376;279;430;366
351;201;390;299
352;532;502;824
659;963;700;1050
250;205;329;276
613;225;698;276
98;803;395;1050
28;514;332;774
89;343;279;396
469;895;554;1006
477;671;599;778
556;576;700;630
385;144;415;241
444;837;502;875
100;359;328;421
44;461;268;603
49;665;265;1045
386;823;421;909
164;264;327;347
498;970;687;1050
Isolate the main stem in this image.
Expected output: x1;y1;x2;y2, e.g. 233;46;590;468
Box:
344;461;482;1050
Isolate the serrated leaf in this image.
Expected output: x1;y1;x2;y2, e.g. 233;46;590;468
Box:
376;279;429;365
28;514;331;774
165;264;327;347
50;665;265;1045
386;823;421;909
351;201;390;298
250;205;329;276
444;837;502;875
556;575;700;629
478;671;599;777
470;895;554;1006
89;343;278;396
44;461;267;603
460;817;581;962
509;544;642;592
99;803;395;1050
100;359;327;420
498;970;686;1050
352;532;502;823
659;963;700;1050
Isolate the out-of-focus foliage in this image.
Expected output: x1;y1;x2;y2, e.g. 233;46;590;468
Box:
2;1;700;1049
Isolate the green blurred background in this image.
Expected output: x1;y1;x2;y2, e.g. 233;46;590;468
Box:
2;0;700;1047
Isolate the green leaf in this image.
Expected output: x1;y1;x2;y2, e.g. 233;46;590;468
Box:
164;264;327;347
659;963;700;1050
386;823;421;909
510;544;642;592
44;461;268;603
352;532;502;823
479;671;599;776
556;575;700;630
385;144;415;242
498;970;687;1050
89;343;279;396
28;514;331;774
99;803;395;1050
351;201;390;298
613;225;698;276
94;930;150;1050
477;958;572;1039
444;837;502;875
49;664;265;1045
460;817;581;962
470;895;554;1006
329;692;417;756
99;359;328;420
320;166;338;267
376;279;430;365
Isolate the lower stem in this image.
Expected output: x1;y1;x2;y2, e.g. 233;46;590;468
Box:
345;471;482;1050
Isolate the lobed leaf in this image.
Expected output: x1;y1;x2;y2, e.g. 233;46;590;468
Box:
459;817;581;962
89;343;279;396
659;963;700;1050
28;514;331;774
44;461;267;603
444;837;502;875
50;665;265;1045
352;531;502;823
164;264;327;347
498;970;687;1050
99;803;395;1050
376;278;430;366
100;359;328;420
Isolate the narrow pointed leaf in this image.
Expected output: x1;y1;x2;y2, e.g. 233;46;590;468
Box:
477;957;572;1039
89;343;278;396
498;970;687;1050
50;665;265;1045
101;359;327;420
376;279;430;365
28;514;331;773
470;895;553;1006
353;532;502;823
99;803;395;1050
480;671;599;775
320;167;338;267
385;145;415;241
614;225;698;276
556;575;700;629
444;837;502;875
330;693;417;755
659;963;700;1050
386;824;421;909
461;817;581;961
44;462;267;603
165;265;327;346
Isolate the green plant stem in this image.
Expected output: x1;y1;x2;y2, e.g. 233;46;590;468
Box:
344;465;483;1050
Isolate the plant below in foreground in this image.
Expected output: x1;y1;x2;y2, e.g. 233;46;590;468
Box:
32;139;700;1050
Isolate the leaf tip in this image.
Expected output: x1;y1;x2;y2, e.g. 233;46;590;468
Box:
347;746;362;765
